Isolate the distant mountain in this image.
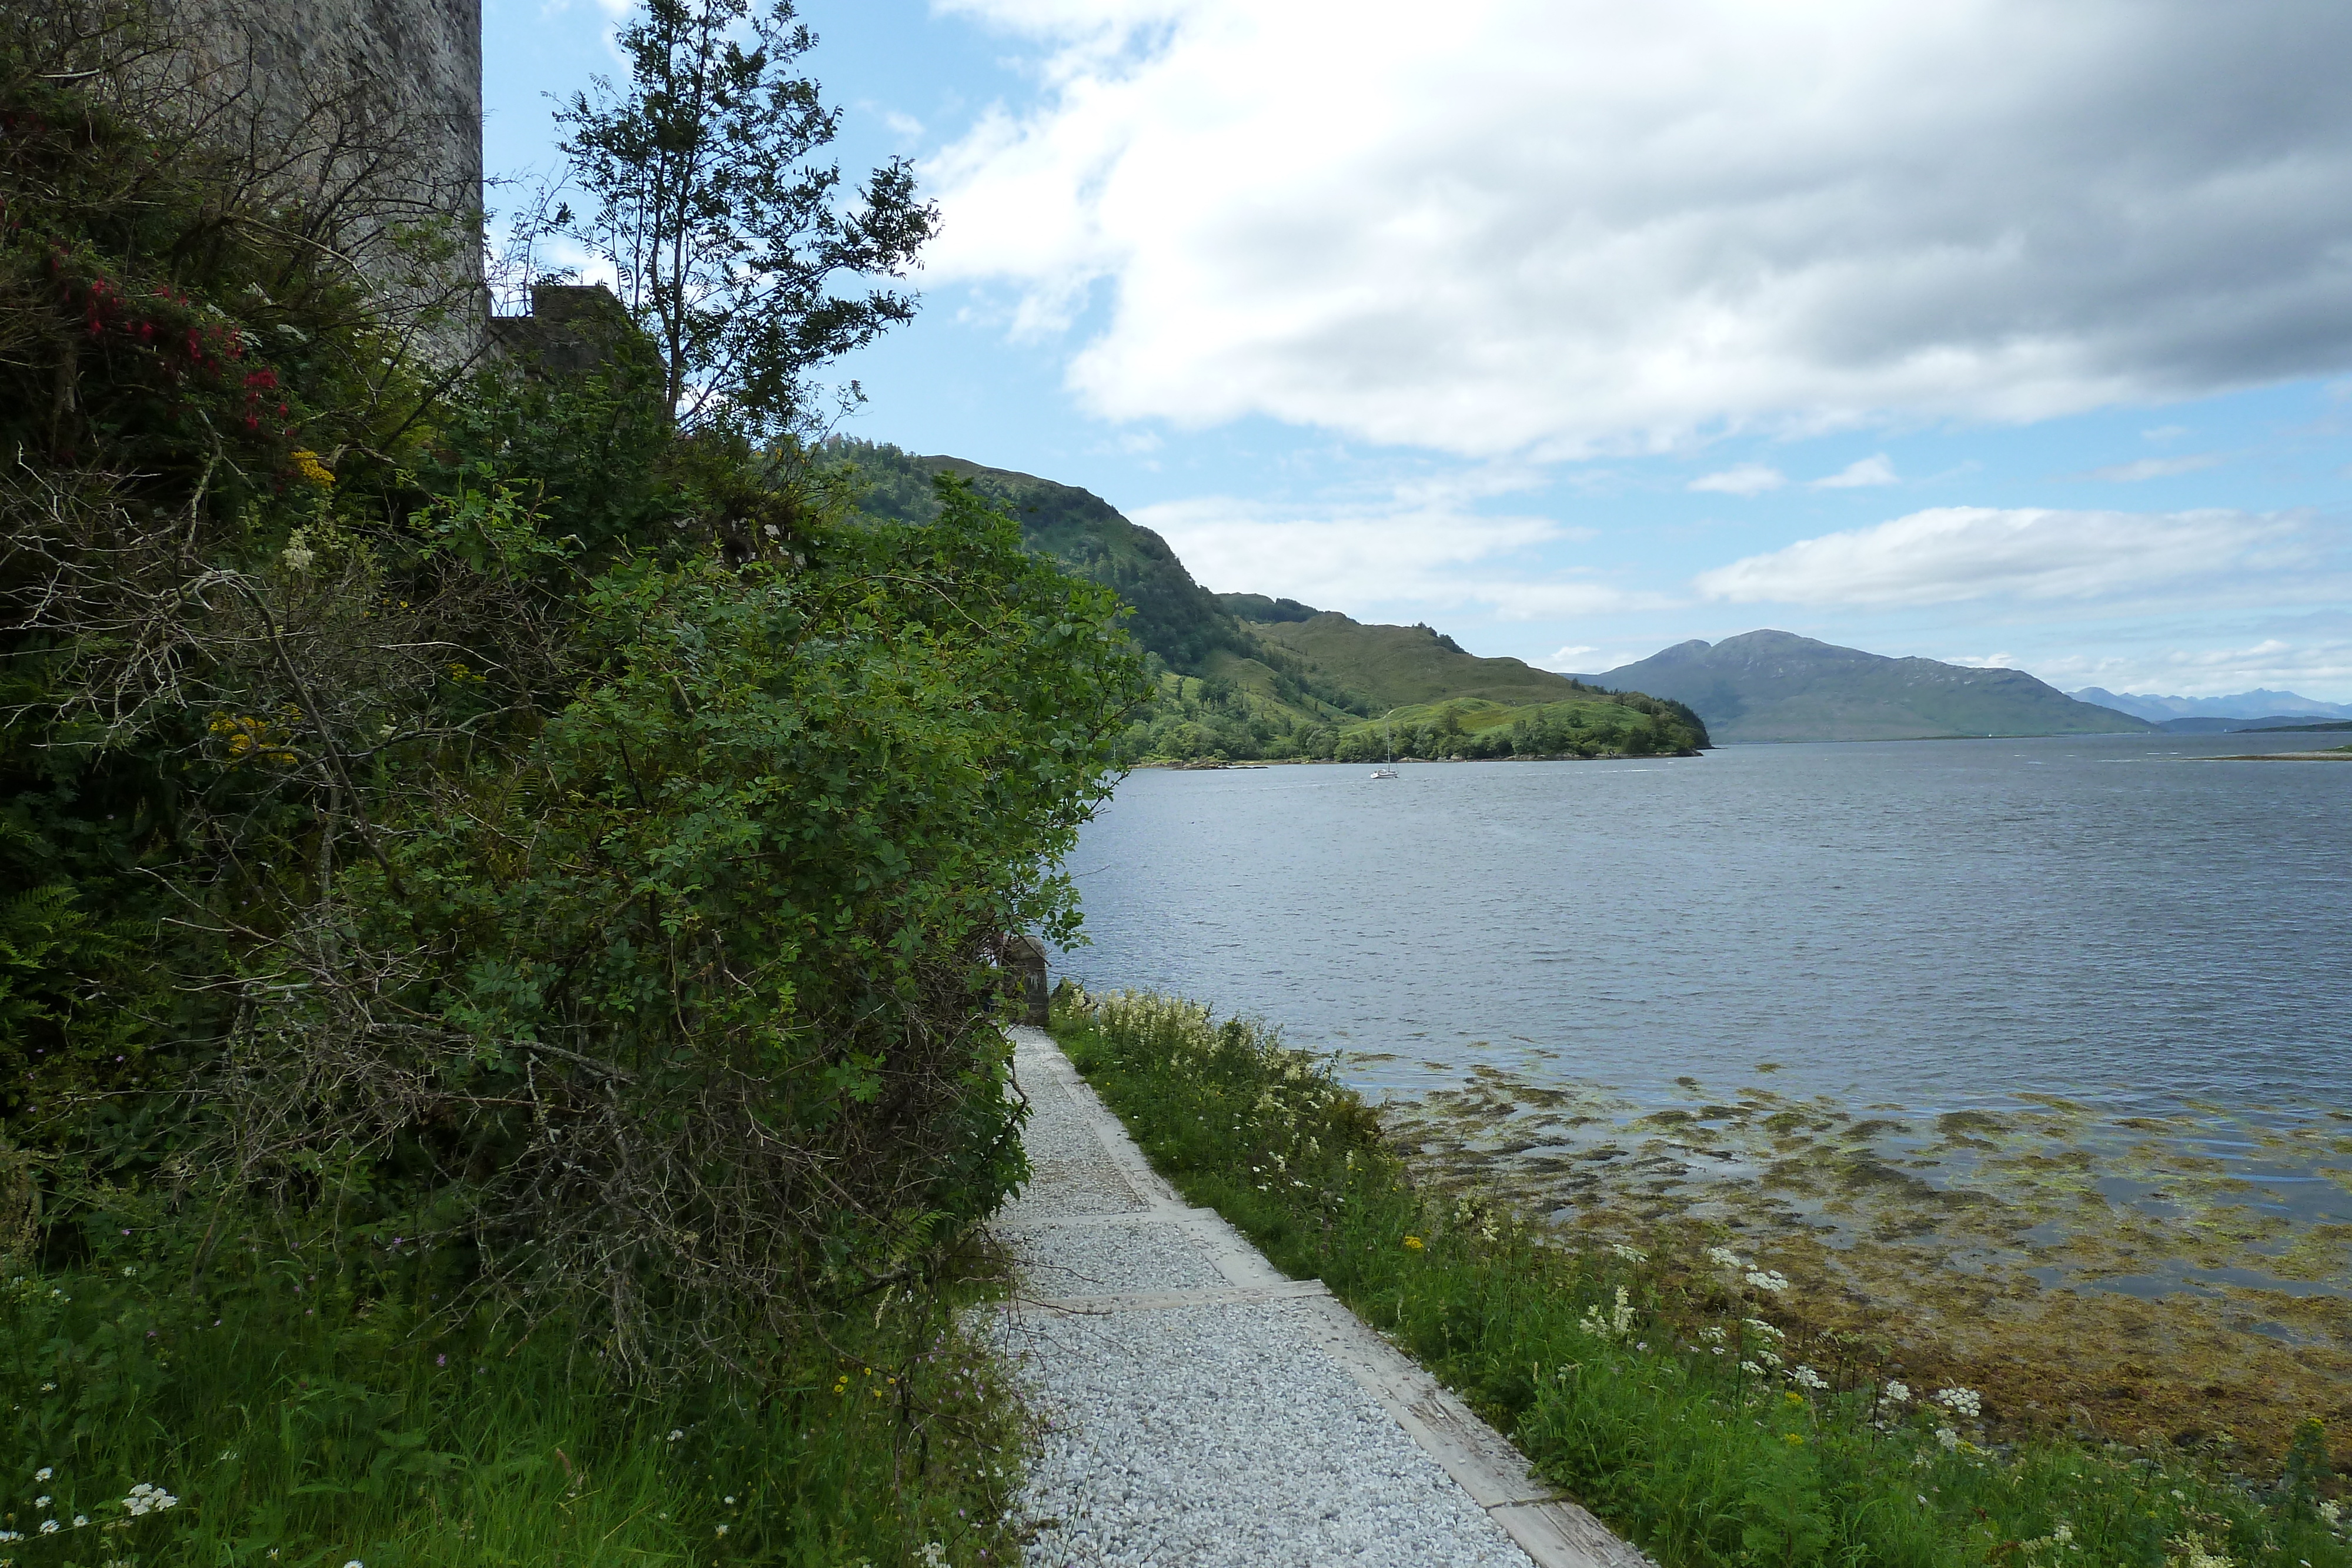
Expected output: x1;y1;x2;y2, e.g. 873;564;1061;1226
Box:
2152;716;2331;734
1586;631;2152;744
2072;687;2352;723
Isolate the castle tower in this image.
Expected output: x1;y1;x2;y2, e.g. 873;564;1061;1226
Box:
146;0;487;357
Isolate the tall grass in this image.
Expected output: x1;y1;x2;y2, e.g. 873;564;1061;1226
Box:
2;1211;1025;1567
1050;987;2348;1568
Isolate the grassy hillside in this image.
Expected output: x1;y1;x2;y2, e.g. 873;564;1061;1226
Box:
1228;600;1606;710
837;446;1709;762
1595;630;2153;743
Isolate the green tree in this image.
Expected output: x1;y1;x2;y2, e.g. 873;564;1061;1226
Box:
549;0;937;436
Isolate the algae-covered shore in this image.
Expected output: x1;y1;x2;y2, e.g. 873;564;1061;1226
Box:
1372;1062;2352;1470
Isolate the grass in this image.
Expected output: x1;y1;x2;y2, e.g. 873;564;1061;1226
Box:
1048;987;2351;1568
2;1209;1027;1567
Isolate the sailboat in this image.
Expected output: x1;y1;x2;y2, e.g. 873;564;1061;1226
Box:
1369;708;1400;778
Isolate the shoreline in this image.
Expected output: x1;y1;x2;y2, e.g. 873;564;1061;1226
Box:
1048;987;2352;1564
1135;751;1709;770
1378;1063;2352;1470
2203;750;2352;761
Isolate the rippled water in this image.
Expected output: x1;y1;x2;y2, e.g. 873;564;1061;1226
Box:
1064;734;2351;1121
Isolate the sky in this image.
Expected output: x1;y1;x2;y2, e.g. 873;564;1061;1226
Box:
482;0;2352;700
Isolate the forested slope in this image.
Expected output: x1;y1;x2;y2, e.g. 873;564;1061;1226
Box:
840;445;1708;762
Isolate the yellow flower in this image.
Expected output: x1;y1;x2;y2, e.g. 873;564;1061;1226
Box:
1402;1235;1425;1251
290;449;335;487
1783;1432;1806;1446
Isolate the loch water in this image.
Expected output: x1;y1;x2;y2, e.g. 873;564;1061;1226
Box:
1065;733;2350;1132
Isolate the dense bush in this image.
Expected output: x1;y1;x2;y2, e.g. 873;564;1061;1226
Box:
2;6;1144;1379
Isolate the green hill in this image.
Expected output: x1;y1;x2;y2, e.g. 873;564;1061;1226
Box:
835;443;1708;763
1227;598;1605;710
1591;631;2153;743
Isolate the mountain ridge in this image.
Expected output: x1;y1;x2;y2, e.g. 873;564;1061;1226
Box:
1586;631;2151;744
2071;686;2352;723
834;443;1706;760
836;443;2199;751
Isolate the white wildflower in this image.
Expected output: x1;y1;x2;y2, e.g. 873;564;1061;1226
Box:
1740;1360;1765;1376
1884;1380;1911;1404
920;1543;948;1568
34;1498;50;1509
33;1469;50;1482
1578;1286;1637;1341
1933;1386;1982;1420
667;1429;684;1442
1699;1326;1726;1345
2170;1533;2232;1568
73;1515;88;1527
123;1483;177;1517
1706;1245;1745;1269
1936;1426;1960;1451
1744;1269;1789;1293
41;1520;61;1534
1609;1243;1647;1263
1790;1365;1829;1391
2317;1499;2340;1526
1741;1318;1785;1341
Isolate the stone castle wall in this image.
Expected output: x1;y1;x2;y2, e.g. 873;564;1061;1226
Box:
149;0;486;353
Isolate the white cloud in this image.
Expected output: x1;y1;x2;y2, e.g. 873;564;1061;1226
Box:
1545;644;1601;667
1811;454;1899;489
1125;494;1651;619
1688;463;1786;496
2141;424;2191;443
2077;454;2223;482
1693;506;2308;608
2026;637;2352;700
928;0;2352;455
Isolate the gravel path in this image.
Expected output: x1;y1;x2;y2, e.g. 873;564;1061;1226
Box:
985;1026;1651;1568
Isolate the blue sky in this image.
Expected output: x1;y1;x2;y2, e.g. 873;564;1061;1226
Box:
483;0;2352;699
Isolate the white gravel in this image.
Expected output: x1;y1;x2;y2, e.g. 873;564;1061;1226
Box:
988;1028;1538;1568
1004;1216;1231;1299
999;1299;1534;1568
